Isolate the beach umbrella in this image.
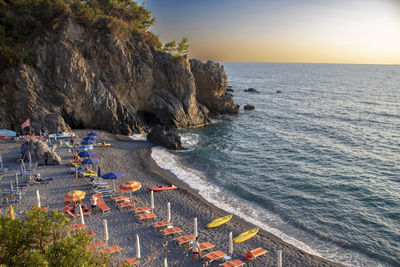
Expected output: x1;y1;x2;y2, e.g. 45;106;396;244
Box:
194;217;198;238
81;157;99;165
36;190;41;208
88;132;100;136
167;202;171;222
229;232;233;255
28;150;32;167
83;136;96;141
78;151;96;158
81;140;96;145
79;205;85;225
136;234;141;259
19;161;24;175
0;154;2;168
277;249;282;267
103;219;109;242
0;130;16;137
118;181;141;199
102;172;124;192
164;257;168;267
15;173;18;186
10;181;13;191
63;190;85;202
97;166;101;178
150;190;154;211
9;205;15;220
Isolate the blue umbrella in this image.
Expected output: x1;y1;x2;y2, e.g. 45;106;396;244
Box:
0;130;16;137
97;166;101;178
83;136;96;141
81;140;96;145
88;132;100;136
102;172;124;191
81;157;100;165
78;151;96;158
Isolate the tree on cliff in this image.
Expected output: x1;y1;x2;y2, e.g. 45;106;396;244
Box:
163;37;189;56
0;207;109;265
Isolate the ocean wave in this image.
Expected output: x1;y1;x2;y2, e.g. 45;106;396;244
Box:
129;133;147;141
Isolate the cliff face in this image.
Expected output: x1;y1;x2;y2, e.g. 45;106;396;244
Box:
0;17;237;134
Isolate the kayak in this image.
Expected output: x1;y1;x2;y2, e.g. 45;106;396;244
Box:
206;214;233;229
233;227;259;243
147;185;178;191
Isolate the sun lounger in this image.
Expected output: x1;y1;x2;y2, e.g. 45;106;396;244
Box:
199;242;215;253
100;245;122;256
153;221;171;229
138;213;157;221
65;210;79;219
40;206;49;211
133;207;151;214
92;181;108;187
176;235;195;247
87;241;106;250
119;201;136;211
77;209;91;216
97;198;110;214
33;178;53;184
85;230;95;236
123;258;139;266
16;181;30;187
1;200;21;205
94;188;113;194
81;172;97;178
243;248;267;261
162;226;182;237
101;192;113;198
113;196;129;203
203;251;227;264
68;223;87;231
92;184;111;190
220;259;246;267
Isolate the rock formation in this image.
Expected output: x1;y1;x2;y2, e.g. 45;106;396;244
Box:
0;17;237;135
23;140;61;166
147;125;184;150
244;88;260;94
244;105;255;110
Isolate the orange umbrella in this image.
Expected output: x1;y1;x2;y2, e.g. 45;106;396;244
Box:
118;181;141;198
63;190;86;202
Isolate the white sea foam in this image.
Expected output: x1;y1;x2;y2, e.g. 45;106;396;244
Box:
179;133;199;151
129;134;147;141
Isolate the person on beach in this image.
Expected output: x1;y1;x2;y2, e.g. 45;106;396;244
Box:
192;236;201;263
34;173;42;181
91;195;97;214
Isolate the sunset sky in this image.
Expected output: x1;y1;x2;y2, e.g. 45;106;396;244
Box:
145;0;400;64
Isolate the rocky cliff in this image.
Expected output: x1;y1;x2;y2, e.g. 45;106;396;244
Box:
0;17;237;135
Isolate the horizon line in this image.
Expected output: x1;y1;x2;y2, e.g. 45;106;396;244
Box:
212;60;400;66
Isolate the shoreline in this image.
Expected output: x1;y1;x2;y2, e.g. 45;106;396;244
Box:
0;130;341;266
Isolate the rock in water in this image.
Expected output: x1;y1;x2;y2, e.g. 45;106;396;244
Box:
147;125;184;150
244;88;260;93
244;104;255;110
23;140;61;165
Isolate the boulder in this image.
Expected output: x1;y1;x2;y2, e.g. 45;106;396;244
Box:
244;104;255;110
244;88;260;93
23;140;61;165
276;90;282;94
147;125;184;150
226;88;234;92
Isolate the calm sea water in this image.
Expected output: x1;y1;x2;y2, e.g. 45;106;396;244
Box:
151;63;400;266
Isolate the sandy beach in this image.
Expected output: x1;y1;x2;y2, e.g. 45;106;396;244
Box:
0;130;341;266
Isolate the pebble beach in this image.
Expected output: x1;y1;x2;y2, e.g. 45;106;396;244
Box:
0;130;340;266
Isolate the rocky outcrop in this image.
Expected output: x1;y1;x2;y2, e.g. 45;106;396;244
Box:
244;88;260;93
23;140;61;165
147;125;184;150
190;59;239;116
0;17;236;134
244;104;255;110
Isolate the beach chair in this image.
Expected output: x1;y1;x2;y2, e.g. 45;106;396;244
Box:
119;201;136;211
87;241;106;250
243;248;267;261
153;221;171;230
220;259;246;267
113;196;129;203
100;245;122;256
85;230;95;237
94;188;113;194
133;207;151;214
77;207;91;217
101;192;113;198
33;178;53;184
92;184;111;191
68;223;87;231
97;198;110;214
199;242;215;253
162;226;182;237
176;235;195;247
203;251;227;265
123;258;139;266
138;213;157;221
16;181;30;187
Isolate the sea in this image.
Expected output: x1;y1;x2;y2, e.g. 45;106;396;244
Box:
147;63;400;266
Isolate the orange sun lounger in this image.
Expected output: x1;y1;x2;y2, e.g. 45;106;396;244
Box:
153;221;171;229
244;248;268;261
100;245;122;255
68;223;87;231
119;201;136;211
113;196;129;203
86;241;106;250
97;198;110;214
199;242;215;253
138;213;157;221
133;207;151;214
220;259;246;267
176;235;195;247
203;251;227;264
162;226;183;237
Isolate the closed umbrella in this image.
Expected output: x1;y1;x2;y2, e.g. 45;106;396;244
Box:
36;189;41;208
102;172;124;192
97;166;101;178
164;257;168;267
28;150;32;168
194;217;198;238
167;202;171;222
150;190;154;211
15;173;18;186
9;205;15;220
229;232;233;255
118;181;141;199
63;190;85;202
136;234;141;259
0;154;2;168
78;151;96;158
104;219;109;242
79;205;85;225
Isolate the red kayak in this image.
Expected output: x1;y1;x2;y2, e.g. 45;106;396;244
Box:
147;185;178;191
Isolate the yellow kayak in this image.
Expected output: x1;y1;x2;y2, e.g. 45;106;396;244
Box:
233;227;259;243
206;214;233;229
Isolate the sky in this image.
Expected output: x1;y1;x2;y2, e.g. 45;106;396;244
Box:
145;0;400;64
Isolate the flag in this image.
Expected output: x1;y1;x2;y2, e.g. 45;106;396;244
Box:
21;119;30;129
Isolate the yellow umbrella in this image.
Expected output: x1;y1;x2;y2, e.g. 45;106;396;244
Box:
9;205;15;220
63;190;86;202
118;181;141;199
